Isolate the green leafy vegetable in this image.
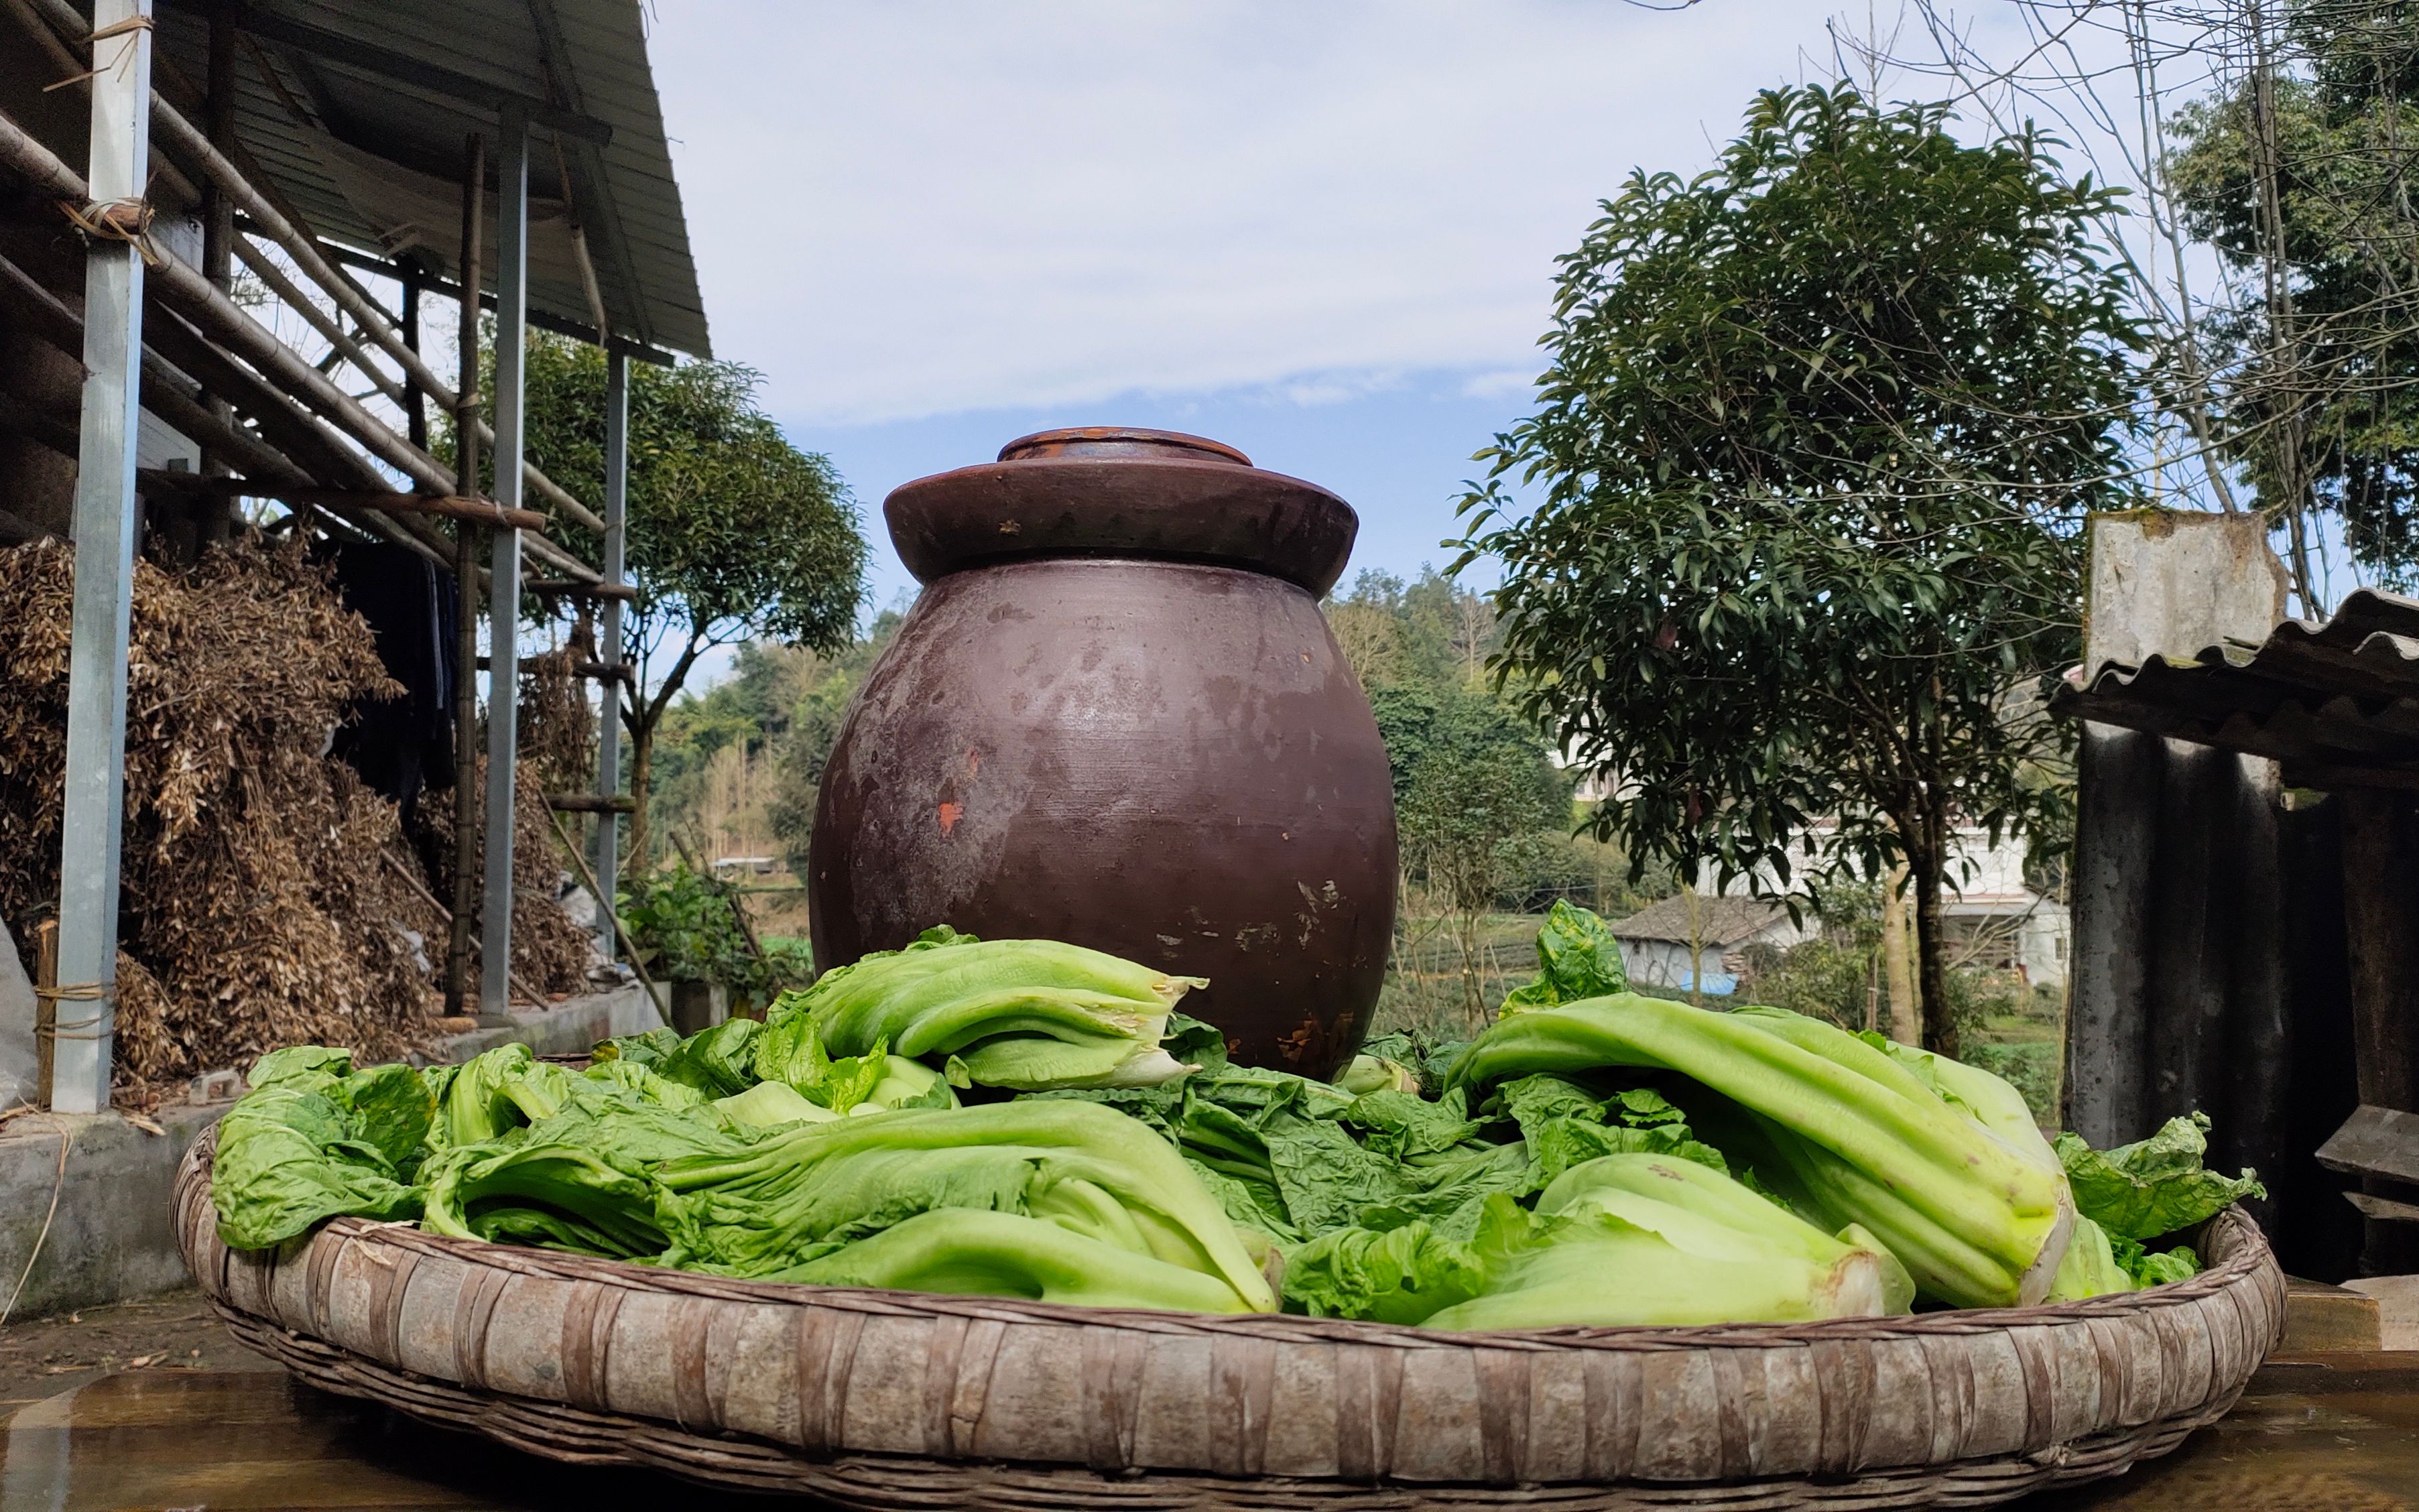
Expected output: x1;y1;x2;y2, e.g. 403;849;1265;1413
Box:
2053;1113;2265;1241
782;930;1208;1090
781;1207;1261;1312
1422;1156;1908;1330
211;1048;422;1249
2114;1236;2201;1287
1501;899;1629;1009
1282;1219;1487;1324
652;1100;1274;1310
2048;1215;2134;1300
1452;996;2075;1308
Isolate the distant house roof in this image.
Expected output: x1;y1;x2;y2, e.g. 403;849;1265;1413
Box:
1608;895;1790;948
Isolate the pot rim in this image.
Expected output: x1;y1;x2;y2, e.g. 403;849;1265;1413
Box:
884;427;1359;595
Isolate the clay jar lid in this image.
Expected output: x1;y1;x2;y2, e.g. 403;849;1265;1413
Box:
883;426;1359;596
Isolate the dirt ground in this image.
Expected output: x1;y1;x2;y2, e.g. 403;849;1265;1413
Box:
0;1286;262;1413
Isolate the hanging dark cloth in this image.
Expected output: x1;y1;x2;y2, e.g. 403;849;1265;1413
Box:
316;538;456;828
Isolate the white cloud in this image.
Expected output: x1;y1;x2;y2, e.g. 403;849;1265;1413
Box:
649;1;1835;426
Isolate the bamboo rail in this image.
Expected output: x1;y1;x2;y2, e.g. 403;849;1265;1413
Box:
11;0;610;536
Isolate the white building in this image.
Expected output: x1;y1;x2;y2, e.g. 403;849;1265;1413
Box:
1606;823;2069;995
1608;895;1813;995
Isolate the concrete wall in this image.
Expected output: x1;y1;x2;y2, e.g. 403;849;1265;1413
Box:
0;1100;227;1322
0;983;664;1320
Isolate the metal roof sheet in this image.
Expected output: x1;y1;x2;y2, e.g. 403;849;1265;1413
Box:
151;0;709;360
2054;588;2419;790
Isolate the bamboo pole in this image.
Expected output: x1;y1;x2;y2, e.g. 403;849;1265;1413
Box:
0;113;595;584
230;237;411;408
136;472;550;532
13;0;609;536
545;808;668;1022
0;243;450;570
446;132;486;1024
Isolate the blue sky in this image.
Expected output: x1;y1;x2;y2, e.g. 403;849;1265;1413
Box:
643;0;1864;639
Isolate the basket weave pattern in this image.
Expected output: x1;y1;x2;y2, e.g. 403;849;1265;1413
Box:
175;1129;2284;1509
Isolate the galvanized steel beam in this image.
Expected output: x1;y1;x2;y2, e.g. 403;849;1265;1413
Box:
52;0;153;1115
479;106;530;1023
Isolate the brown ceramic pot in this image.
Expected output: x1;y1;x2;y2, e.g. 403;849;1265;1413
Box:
806;428;1398;1079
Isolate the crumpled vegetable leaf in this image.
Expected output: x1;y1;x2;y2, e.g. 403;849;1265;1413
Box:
754;1007;887;1111
2109;1233;2201;1287
430;1044;539;1149
1343;1088;1480;1163
249;1046;353;1089
656;1017;765;1097
1526;1115;1727;1187
1282;1218;1487;1324
1501;900;1628;1010
2054;1113;2265;1241
335;1062;436;1176
212;1049;421;1249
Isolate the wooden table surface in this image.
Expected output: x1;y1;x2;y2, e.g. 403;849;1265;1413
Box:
4;1356;2416;1511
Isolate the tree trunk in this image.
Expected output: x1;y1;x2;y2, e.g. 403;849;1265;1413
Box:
626;710;656;874
1908;808;1958;1060
1881;861;1918;1045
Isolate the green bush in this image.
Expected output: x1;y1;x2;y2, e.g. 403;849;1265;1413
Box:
619;864;814;1013
1963;1042;2060;1129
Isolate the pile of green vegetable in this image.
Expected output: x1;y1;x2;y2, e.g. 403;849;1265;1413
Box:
212;905;2263;1328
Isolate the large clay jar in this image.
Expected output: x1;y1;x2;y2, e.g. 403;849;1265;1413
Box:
807;428;1398;1079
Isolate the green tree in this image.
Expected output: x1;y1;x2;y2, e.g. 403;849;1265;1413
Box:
1371;684;1568;1024
507;334;867;865
763;610;902;873
1458;86;2140;1058
2168;1;2419;590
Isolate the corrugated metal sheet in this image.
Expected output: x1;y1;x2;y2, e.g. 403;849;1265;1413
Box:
151;0;709;359
2054;588;2419;788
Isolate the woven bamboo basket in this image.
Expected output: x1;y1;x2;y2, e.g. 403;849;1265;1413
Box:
175;1128;2284;1509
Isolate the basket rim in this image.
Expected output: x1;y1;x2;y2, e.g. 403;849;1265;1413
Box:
183;1124;2275;1354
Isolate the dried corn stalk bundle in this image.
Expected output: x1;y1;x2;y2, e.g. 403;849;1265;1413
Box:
517;637;597;798
414;750;596;1003
0;538;441;1094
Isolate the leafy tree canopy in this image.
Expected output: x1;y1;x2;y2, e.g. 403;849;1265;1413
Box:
493;332;868;863
2169;4;2419;586
1456;84;2141;1056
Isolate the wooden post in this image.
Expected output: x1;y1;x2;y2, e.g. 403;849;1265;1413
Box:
196;3;235;548
32;921;56;1111
480;105;530;1021
2063;511;2290;1149
52;0;152;1115
593;348;628;960
400;256;426;452
444;132;485;1021
2341;788;2419;1273
2342;790;2419;1113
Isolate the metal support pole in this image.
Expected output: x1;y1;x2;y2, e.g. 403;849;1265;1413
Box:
480;105;529;1020
52;0;153;1115
592;349;627;960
